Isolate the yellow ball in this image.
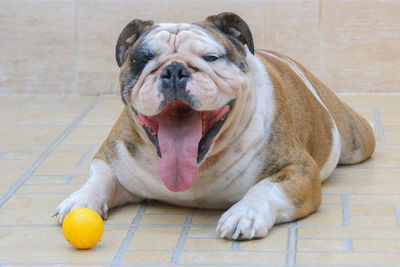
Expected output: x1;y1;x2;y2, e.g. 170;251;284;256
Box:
62;207;104;249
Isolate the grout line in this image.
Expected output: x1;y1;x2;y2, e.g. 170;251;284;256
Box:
58;95;69;104
231;240;240;251
62;175;75;184
0;263;112;266
374;107;386;145
111;201;149;267
73;0;79;94
395;205;400;231
2;263;393;267
0;96;103;208
346;239;353;252
18;95;35;109
119;264;287;266
337;92;400;96
342;195;350;226
349;214;396;217
171;209;194;264
286;222;297;266
76;144;97;167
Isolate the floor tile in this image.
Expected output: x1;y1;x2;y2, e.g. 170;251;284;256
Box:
24;175;69;185
297;239;346;252
2;152;42;160
191;214;220;225
78;96;124;126
146;201;190;213
296;252;400;265
0;227;128;263
349;205;394;215
0;144;48;153
322;194;342;204
179;251;286;264
15;184;81;194
122;251;174;264
0;159;36;167
128;226;182;250
0;194;68;225
380;112;400;124
0;168;27;184
298;227;400;239
0;108;81;126
24;96;95;110
0;96;32;108
140;214;187;225
187;227;218;238
0;125;66;145
68;175;89;185
348;195;400;205
338;94;400;107
297;205;343;226
239;227;288;250
0;185;10;194
105;204;139;225
183;237;232;250
40;151;88;167
324;168;400;194
61;126;110;145
357;145;400;168
349;215;397;227
33;167;88;176
353;240;400;252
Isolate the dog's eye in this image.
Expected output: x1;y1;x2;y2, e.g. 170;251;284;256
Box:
203;55;219;62
131;50;156;65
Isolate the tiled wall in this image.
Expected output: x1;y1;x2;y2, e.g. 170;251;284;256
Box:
0;0;399;95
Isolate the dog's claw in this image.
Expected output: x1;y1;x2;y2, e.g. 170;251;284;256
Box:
250;228;256;239
220;228;229;239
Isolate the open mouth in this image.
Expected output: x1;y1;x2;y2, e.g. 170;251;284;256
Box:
136;99;234;192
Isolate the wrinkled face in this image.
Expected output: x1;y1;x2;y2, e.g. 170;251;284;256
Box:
118;19;253;192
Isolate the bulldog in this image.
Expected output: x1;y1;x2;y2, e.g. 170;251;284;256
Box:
54;12;375;240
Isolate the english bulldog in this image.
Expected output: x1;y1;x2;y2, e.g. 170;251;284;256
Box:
54;12;375;240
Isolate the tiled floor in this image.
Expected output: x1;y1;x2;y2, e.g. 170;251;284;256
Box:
0;94;399;266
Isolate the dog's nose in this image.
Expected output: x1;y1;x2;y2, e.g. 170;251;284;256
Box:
160;62;190;91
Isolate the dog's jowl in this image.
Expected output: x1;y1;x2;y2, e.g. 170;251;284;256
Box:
54;12;375;240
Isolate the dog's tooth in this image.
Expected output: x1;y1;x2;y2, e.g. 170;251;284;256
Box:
202;113;207;133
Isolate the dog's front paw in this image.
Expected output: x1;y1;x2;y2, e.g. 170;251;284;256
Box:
216;201;276;240
52;189;108;224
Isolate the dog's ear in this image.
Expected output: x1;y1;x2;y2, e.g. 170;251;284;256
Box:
206;12;254;54
116;19;154;67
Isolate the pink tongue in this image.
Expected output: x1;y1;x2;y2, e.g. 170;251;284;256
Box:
158;112;202;192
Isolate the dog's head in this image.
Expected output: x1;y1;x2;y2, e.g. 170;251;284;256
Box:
116;12;255;192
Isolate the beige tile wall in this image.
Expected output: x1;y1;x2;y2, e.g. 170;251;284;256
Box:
0;0;399;94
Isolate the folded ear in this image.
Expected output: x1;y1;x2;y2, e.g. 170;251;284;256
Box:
206;12;254;54
115;19;154;67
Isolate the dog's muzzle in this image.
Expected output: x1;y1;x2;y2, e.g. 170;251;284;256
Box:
161;61;190;91
159;62;196;108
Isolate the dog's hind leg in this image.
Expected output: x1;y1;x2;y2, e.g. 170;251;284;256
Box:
334;101;376;165
298;70;376;165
